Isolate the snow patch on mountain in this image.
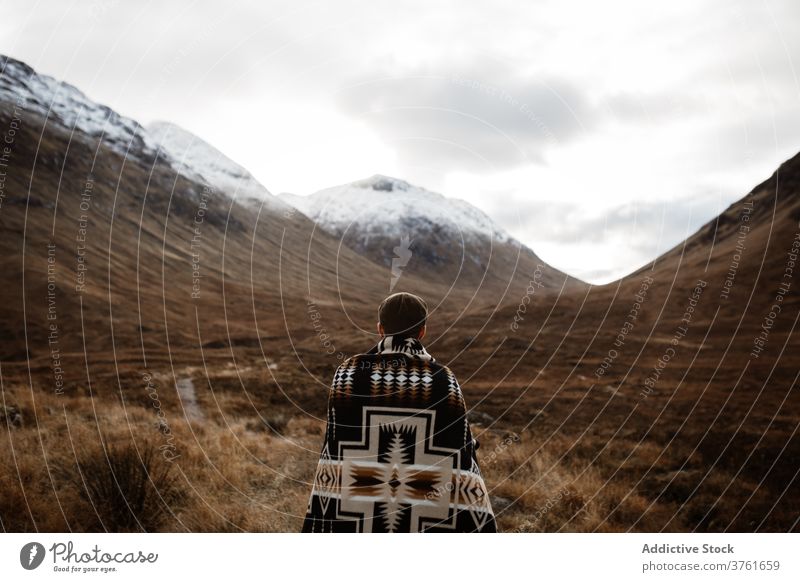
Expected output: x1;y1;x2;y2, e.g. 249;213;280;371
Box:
0;55;288;210
146;121;289;210
280;175;513;244
0;55;156;161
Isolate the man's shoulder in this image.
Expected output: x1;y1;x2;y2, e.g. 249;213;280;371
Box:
333;353;458;383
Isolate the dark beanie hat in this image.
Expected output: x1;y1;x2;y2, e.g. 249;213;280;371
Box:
378;292;428;337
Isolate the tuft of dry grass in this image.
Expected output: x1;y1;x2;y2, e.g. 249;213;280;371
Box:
63;441;185;532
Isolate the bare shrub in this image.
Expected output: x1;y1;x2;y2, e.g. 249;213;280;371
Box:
69;441;185;532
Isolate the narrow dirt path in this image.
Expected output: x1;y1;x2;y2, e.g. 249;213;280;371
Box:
176;377;204;422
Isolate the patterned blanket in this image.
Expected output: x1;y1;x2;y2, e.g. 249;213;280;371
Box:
302;336;496;532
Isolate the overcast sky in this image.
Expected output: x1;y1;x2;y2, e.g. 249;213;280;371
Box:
3;0;800;283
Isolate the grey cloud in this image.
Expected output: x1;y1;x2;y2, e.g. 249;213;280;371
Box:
602;91;708;123
5;0;304;118
494;191;727;260
335;62;594;171
712;107;800;168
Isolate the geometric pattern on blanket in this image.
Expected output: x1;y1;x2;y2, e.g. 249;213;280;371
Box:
339;408;455;532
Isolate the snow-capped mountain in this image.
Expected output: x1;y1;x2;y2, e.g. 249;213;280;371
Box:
280;174;512;247
279;175;573;290
0;55;157;162
0;55;287;210
146;121;290;211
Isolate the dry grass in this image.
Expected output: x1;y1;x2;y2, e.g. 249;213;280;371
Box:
0;377;320;532
0;368;788;532
474;427;772;532
476;430;681;532
55;441;184;532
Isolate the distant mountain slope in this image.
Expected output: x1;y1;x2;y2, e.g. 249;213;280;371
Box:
623;150;800;313
281;175;582;293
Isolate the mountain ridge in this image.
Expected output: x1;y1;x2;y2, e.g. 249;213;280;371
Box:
146;121;291;212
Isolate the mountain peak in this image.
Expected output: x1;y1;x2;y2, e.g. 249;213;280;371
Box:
1;54;156;161
351;174;412;192
279;177;511;246
0;55;35;78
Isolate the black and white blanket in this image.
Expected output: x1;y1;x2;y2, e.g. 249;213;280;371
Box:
301;336;497;532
